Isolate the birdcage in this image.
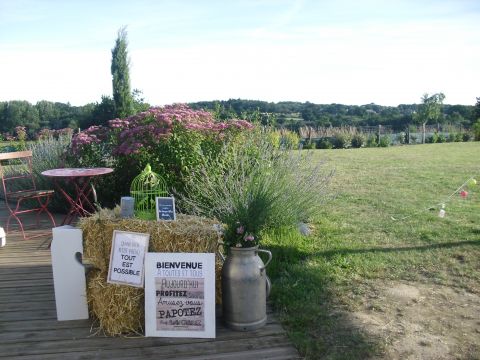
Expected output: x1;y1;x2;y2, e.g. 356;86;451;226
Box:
130;164;168;220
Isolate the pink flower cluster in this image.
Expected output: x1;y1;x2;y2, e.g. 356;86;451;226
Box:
71;125;108;154
71;104;254;156
233;222;256;247
36;128;73;140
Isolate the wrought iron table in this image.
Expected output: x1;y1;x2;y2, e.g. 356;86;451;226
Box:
42;167;113;225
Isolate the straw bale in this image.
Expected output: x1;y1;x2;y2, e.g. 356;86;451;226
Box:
87;269;144;335
79;210;224;336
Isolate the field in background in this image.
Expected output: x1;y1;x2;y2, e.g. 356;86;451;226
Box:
264;142;480;359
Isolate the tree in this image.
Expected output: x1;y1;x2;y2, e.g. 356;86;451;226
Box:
414;93;445;143
81;96;116;128
1;101;40;135
111;27;134;118
35;100;63;129
132;88;150;113
474;97;480;122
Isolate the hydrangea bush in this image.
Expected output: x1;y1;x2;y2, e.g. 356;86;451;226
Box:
70;104;254;206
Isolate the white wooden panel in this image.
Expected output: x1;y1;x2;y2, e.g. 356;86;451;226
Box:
51;226;89;321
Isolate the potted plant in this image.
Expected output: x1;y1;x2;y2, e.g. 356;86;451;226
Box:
181;129;333;331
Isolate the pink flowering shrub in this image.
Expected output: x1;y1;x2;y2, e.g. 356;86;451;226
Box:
37;128;74;140
70;104;254;206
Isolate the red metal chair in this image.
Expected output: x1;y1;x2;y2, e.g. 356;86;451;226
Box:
0;150;56;240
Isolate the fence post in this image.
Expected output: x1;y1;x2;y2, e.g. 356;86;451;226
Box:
377;125;381;142
406;127;410;144
422;123;426;144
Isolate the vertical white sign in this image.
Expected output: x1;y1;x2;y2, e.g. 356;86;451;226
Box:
107;230;149;288
51;226;89;321
145;253;216;338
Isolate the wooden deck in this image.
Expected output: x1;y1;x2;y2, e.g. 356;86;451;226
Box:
0;209;301;359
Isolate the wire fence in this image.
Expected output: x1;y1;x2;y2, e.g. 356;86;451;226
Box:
299;124;469;145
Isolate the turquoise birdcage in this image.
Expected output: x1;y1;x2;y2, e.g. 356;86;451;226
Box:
130;164;168;220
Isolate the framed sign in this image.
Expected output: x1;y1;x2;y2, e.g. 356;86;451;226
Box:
156;196;176;221
107;230;150;288
145;252;216;338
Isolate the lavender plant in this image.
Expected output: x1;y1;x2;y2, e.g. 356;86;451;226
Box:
180;129;334;249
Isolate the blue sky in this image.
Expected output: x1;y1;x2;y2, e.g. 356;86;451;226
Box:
1;0;479;106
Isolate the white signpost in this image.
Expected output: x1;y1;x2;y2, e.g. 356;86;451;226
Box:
107;230;150;288
145;252;216;338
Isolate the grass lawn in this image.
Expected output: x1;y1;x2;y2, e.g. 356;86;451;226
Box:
263;142;480;359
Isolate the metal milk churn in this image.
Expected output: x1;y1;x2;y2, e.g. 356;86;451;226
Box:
219;245;272;331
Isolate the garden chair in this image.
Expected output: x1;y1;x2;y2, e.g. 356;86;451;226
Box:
0;150;56;240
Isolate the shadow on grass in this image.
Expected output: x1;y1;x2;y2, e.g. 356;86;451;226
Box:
265;243;382;359
265;238;480;359
314;239;480;259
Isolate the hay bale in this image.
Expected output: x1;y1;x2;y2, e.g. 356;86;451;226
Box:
80;210;224;336
87;269;144;335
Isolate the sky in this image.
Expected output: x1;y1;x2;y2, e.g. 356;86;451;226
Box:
1;0;479;107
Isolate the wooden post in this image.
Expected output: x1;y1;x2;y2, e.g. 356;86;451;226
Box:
422;123;426;144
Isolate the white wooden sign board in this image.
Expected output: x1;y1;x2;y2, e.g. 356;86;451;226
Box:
107;230;149;288
145;252;216;338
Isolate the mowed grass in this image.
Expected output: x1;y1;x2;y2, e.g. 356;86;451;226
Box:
263;142;480;359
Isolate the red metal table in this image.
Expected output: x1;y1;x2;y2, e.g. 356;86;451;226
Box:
41;167;113;225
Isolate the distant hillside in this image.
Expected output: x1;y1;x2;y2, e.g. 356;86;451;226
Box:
190;99;476;131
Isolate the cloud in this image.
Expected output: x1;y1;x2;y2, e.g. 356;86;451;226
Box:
1;0;479;106
0;49;111;105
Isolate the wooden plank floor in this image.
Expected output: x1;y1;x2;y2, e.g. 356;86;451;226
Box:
0;208;301;359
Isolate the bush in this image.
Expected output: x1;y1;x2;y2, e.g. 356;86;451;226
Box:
463;132;472;142
378;135;390;147
180;130;334;249
267;130;282;148
281;130;300;149
26;134;73;211
473;119;480;141
70;104;254;207
317;138;333;149
396;132;407;145
350;133;366;148
303;140;316;150
365;135;377;147
0;143;20;153
426;133;439;143
437;134;447;143
331;133;350;149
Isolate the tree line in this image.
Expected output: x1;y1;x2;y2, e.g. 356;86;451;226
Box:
0;96;146;137
1;97;478;137
191;98;479;132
